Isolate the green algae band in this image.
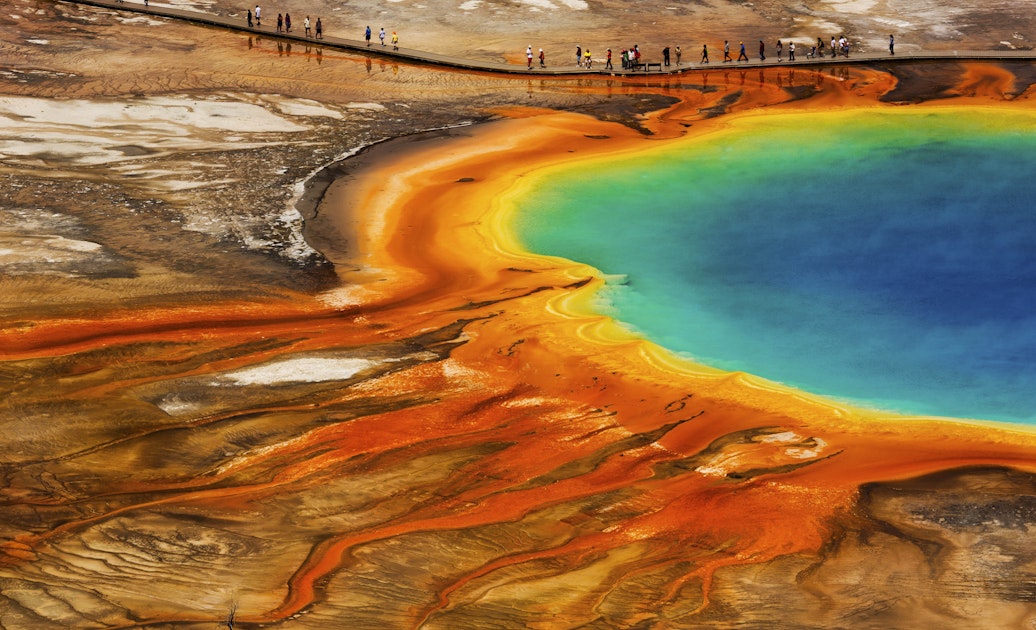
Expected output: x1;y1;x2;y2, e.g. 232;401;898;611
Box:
515;108;1036;424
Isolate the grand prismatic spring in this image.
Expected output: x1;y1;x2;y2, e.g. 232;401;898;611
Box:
3;0;1036;627
515;108;1036;423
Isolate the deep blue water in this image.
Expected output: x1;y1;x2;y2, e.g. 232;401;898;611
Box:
515;111;1036;423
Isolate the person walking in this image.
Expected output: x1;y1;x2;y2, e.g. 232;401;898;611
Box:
723;40;732;62
284;12;291;31
276;13;283;32
540;48;546;67
304;16;311;37
700;43;709;63
776;39;783;62
247;8;253;27
758;40;765;61
315;17;322;39
675;45;682;65
737;41;748;61
605;48;612;69
392;31;398;49
788;41;795;61
576;45;582;67
254;5;261;27
831;36;837;58
365;25;371;45
584;48;592;68
889;33;895;55
380;27;386;46
527;45;533;68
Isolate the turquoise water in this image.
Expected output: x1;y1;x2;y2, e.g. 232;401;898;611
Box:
515;110;1036;423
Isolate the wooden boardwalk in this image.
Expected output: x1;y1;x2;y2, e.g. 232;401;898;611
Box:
69;0;1036;76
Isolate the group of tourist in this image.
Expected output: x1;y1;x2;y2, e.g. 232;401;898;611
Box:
369;26;400;50
620;45;642;69
526;46;546;68
530;33;894;70
565;45;639;69
572;45;600;68
632;35;866;68
236;6;889;69
245;6;322;39
241;5;405;51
